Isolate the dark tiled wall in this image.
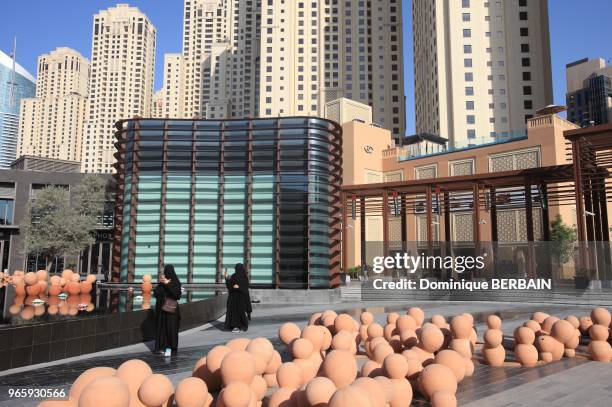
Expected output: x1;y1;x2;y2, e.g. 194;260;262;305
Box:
0;293;226;371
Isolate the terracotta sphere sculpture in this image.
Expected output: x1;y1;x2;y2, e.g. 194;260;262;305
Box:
175;377;209;407
579;316;593;335
483;329;505;367
193;358;219;391
206;345;233;376
382;353;409;379
419;324;445;353
138;374;174;407
418;363;458;401
372;342;395;364
431;390;457;407
387;312;399;325
69;366;116;401
335;314;356;333
321;350;358;388
486;315;502;330
434;350;466;382
220;382;253;407
565;315;580;329
331;330;354;352
328;385;371;407
301;325;325;351
309;312;323;325
367;323;384;339
115;359;153;395
551;320;576;345
24;272;38;286
276;362;303;389
399;329;418;349
78;376;131;407
531;312;549;324
361;360;383;378
588;324;612;362
353;377;386;407
246;338;275;375
85;274;97;284
36;269;48;281
142;274;152;283
396;315;417;332
541;316;560;334
389;377;413;407
360;311;374;325
265;350;282;374
514;327;535;345
227;338;251;351
280;323;302;346
305;377;337;407
523;320;541;333
591;308;611;327
431;315;447;328
220;351;256;385
383;324;397;341
407;307;425;326
268;388;294;407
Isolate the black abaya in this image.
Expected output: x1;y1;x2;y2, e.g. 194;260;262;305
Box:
154;265;182;352
224;263;252;331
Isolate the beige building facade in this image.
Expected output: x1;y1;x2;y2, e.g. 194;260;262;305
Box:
82;4;156;173
413;0;553;148
17;48;89;162
341;112;583;270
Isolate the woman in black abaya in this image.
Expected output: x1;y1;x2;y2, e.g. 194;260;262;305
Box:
224;263;252;332
154;264;182;355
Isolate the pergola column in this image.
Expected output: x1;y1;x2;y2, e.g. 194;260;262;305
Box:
489;187;498;242
472;184;481;243
341;192;348;273
382;190;389;257
525;180;536;278
426;187;433;244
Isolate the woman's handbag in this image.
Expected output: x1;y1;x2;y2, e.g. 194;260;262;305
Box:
161;297;178;313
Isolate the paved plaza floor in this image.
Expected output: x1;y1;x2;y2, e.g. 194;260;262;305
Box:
0;300;610;406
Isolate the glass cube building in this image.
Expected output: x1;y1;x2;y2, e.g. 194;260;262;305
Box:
112;117;342;288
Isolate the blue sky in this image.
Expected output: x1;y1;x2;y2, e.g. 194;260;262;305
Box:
1;0;610;134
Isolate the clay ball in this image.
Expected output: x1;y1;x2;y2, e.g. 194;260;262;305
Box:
419;324;445;353
434;350;466;382
276;362;302;389
291;338;314;359
69;366;116;400
431;390;457;407
301;325;325;351
387;312;400;325
115;359;153;394
220;351;256;385
331;330;354;352
523;320;541;333
551;320;575;345
335;314;356;332
280;323;302;345
486;315;502;330
305;377;337;407
79;376;130;407
396;315;417;332
408;307;425;326
367;323;384;339
484;329;503;348
321;350;358;388
450;315;471;339
360;312;374;325
206;345;233;374
591;308;611;327
514;327;535;345
219;382;251;407
175;377;209;407
383;353;409;379
418;363;458;400
227;338;251;351
138;374;174;407
589;324;609;341
354;377;386;407
328;385;370;407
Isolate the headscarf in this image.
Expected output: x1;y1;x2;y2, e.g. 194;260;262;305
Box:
163;264;182;296
232;263;250;292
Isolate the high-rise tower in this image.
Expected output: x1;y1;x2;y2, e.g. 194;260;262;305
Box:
413;0;553;147
82;4;156;173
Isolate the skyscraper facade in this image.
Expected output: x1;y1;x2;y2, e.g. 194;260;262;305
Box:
566;58;612;127
0;50;35;168
164;0;405;140
413;0;553;148
17;48;89;162
259;0;406;140
82;4;156;173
